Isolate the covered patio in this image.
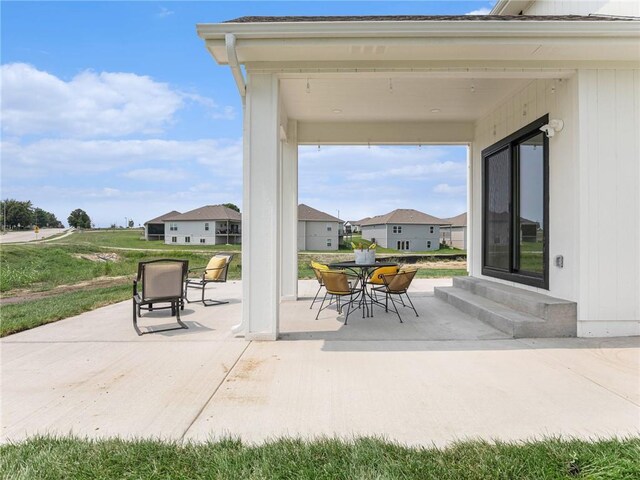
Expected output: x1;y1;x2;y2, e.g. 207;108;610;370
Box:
2;280;639;445
197;14;640;340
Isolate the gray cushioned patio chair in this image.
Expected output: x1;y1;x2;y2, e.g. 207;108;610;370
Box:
133;259;189;335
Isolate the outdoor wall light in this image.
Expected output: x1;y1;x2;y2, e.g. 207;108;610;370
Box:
539;119;564;138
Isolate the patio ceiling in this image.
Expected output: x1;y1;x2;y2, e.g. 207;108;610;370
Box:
280;76;533;123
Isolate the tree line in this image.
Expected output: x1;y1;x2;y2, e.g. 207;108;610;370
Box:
0;199;93;230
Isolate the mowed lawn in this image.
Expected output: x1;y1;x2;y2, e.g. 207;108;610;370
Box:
1;436;637;480
1;229;466;336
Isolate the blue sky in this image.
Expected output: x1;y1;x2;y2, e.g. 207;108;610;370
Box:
1;1;494;226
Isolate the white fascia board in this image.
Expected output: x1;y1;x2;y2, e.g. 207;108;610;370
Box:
197;20;639;40
197;20;640;64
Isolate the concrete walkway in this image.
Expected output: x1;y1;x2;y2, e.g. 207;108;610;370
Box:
2;279;638;446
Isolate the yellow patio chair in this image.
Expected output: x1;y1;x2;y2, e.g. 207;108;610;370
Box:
315;270;360;324
371;267;419;322
309;260;329;309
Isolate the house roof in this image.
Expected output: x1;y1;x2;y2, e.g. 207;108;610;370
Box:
144;210;181;225
163;205;241;222
360;209;443;226
440;212;467;227
298;204;341;222
224;15;637;23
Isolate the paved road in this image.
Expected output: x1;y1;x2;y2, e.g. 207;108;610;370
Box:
0;228;69;244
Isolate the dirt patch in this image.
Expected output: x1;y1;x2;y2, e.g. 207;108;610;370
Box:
413;260;467;269
1;276;131;305
72;252;121;262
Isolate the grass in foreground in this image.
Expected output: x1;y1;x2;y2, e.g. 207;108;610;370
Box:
0;285;131;337
1;436;638;480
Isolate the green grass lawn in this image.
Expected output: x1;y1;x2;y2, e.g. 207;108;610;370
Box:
55;228;241;251
1;436;637;480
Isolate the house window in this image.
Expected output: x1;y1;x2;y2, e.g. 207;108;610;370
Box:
326;239;332;247
482;114;549;289
184;237;190;243
169;223;178;231
429;226;434;234
326;224;332;231
205;223;209;231
200;238;206;244
406;241;410;250
392;225;402;234
427;241;431;249
171;236;177;243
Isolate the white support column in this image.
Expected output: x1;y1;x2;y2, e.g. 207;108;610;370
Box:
281;120;299;301
466;143;473;275
239;72;281;340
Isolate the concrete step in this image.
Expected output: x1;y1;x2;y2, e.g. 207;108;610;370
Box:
434;286;576;338
452;276;576;322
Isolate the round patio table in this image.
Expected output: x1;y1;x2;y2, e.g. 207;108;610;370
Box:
329;260;398;318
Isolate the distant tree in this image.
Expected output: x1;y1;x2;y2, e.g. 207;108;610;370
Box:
222;203;240;213
1;199;33;229
33;207;63;228
67;209;92;229
128;219;134;228
110;223;117;229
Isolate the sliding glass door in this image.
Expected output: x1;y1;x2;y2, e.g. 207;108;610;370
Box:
482;115;549;289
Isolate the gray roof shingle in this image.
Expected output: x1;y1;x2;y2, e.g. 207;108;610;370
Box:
224;15;638;23
145;210;182;225
164;205;241;222
298;204;341;222
360;209;443;226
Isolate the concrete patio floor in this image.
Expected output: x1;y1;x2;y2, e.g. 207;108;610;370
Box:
2;279;639;446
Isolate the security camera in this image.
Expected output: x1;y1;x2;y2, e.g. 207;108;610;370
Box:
539;119;564;138
539;124;554;137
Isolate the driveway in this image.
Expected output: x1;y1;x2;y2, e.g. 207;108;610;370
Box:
0;228;69;244
2;279;638;446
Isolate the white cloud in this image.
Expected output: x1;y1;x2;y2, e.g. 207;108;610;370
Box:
433;183;467;195
0;63;234;137
157;6;174;18
466;8;492;15
1;138;242;174
122;168;189;182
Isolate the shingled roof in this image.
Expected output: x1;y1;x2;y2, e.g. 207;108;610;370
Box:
298;204;341;223
440;212;467;227
164;205;241;222
224;15;638;23
360;209;443;226
144;210;181;225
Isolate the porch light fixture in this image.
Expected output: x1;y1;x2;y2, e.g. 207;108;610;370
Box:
389;78;393;93
306;79;311;94
539;119;564;138
332;108;342;114
430;108;441;113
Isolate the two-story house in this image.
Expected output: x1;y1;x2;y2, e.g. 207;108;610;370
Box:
163;205;241;246
361;209;442;251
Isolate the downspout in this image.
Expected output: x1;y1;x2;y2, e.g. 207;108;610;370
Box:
225;33;246;99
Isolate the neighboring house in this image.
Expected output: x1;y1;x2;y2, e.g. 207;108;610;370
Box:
198;0;640;339
361;209;442;252
144;210;181;241
349;218;368;234
163;205;241;246
440;212;467;250
297;204;342;251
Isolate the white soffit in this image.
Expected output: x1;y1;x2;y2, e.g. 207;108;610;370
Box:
280;76;533;122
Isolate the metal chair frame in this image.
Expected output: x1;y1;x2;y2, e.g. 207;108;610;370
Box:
133;259;189;335
371;269;419;323
315;271;361;324
185;253;234;306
